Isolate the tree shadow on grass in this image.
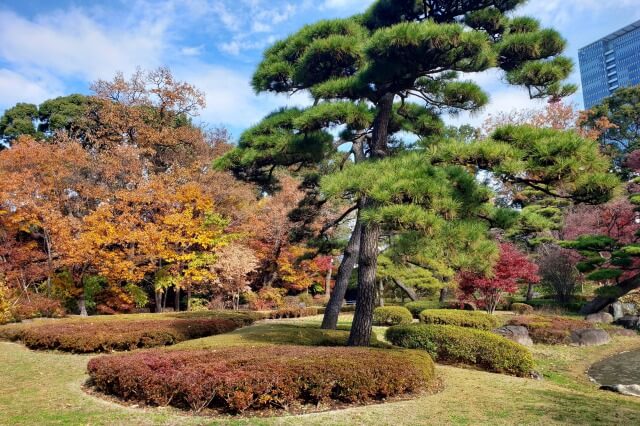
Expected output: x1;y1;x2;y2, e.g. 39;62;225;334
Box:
240;323;388;348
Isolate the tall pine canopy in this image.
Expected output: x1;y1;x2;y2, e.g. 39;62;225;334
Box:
219;0;614;346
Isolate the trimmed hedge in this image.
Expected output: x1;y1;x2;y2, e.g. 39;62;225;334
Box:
386;324;534;377
511;303;534;315
508;315;594;345
373;306;413;326
419;309;500;330
87;346;435;413
405;301;443;318
0;317;250;353
268;307;319;319
314;305;356;314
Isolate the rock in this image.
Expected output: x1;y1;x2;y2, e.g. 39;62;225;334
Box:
494;325;533;346
615;315;640;329
530;371;544;380
463;302;476;311
609;302;624;320
570;329;611;346
600;384;640;397
622;303;638;316
607;328;638;337
585;312;614;324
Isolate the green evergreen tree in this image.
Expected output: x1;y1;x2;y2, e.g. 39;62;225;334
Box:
0;94;89;147
217;0;617;346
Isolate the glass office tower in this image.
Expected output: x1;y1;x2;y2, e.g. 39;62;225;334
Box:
579;20;640;109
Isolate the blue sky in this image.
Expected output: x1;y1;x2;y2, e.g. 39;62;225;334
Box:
1;0;640;138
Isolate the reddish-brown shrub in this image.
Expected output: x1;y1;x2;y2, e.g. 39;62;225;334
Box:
8;292;66;323
508;315;593;344
87;346;435;413
2;317;248;353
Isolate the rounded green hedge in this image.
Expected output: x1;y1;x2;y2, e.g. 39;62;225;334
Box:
404;301;442;318
510;303;534;315
386;324;534;377
419;309;500;330
373;306;413;326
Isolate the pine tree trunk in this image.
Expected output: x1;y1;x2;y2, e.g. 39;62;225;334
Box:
174;287;180;312
78;293;88;317
321;221;362;330
320;135;367;330
44;231;53;298
525;283;534;302
324;259;333;302
347;92;393;347
439;287;449;303
348;219;381;346
155;290;163;313
378;280;385;307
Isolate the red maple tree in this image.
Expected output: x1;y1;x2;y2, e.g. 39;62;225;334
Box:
457;243;540;313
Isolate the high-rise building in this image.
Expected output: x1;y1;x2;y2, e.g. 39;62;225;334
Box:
578;20;640;109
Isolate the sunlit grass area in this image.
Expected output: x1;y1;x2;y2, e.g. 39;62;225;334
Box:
2;313;640;425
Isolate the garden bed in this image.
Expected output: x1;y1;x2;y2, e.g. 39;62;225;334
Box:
87;345;436;414
508;315;594;345
0;312;256;353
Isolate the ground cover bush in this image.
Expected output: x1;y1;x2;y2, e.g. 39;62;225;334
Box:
419;309;500;330
404;301;443;318
314;305;356;314
87;346;435;413
386;324;534;377
508;314;593;344
0;316;253;353
268;306;319;319
526;298;586;313
511;303;534;315
373;306;413;326
0;289;66;325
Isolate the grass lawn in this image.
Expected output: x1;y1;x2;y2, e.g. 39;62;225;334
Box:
1;313;640;425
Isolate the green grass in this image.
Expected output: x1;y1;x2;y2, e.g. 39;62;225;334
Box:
2;313;640;425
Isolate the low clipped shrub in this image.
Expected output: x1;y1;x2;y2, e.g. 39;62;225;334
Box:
1;290;66;324
419;309;500;330
314;305;356;314
373;306;413;326
511;303;534;315
508;315;593;344
87;346;435;413
0;317;251;353
386;324;534;377
268;306;319;319
405;300;443;318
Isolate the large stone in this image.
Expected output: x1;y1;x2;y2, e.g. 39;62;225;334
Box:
615;315;640;329
570;329;610;346
494;325;533;346
609;302;624;320
622;303;638;316
585;312;614;324
601;384;640;397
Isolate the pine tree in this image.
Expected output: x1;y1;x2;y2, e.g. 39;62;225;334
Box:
218;0;615;345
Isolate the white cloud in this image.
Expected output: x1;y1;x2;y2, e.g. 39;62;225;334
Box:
0;69;63;110
180;45;205;56
176;64;311;130
0;9;167;81
321;0;373;10
445;83;546;129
